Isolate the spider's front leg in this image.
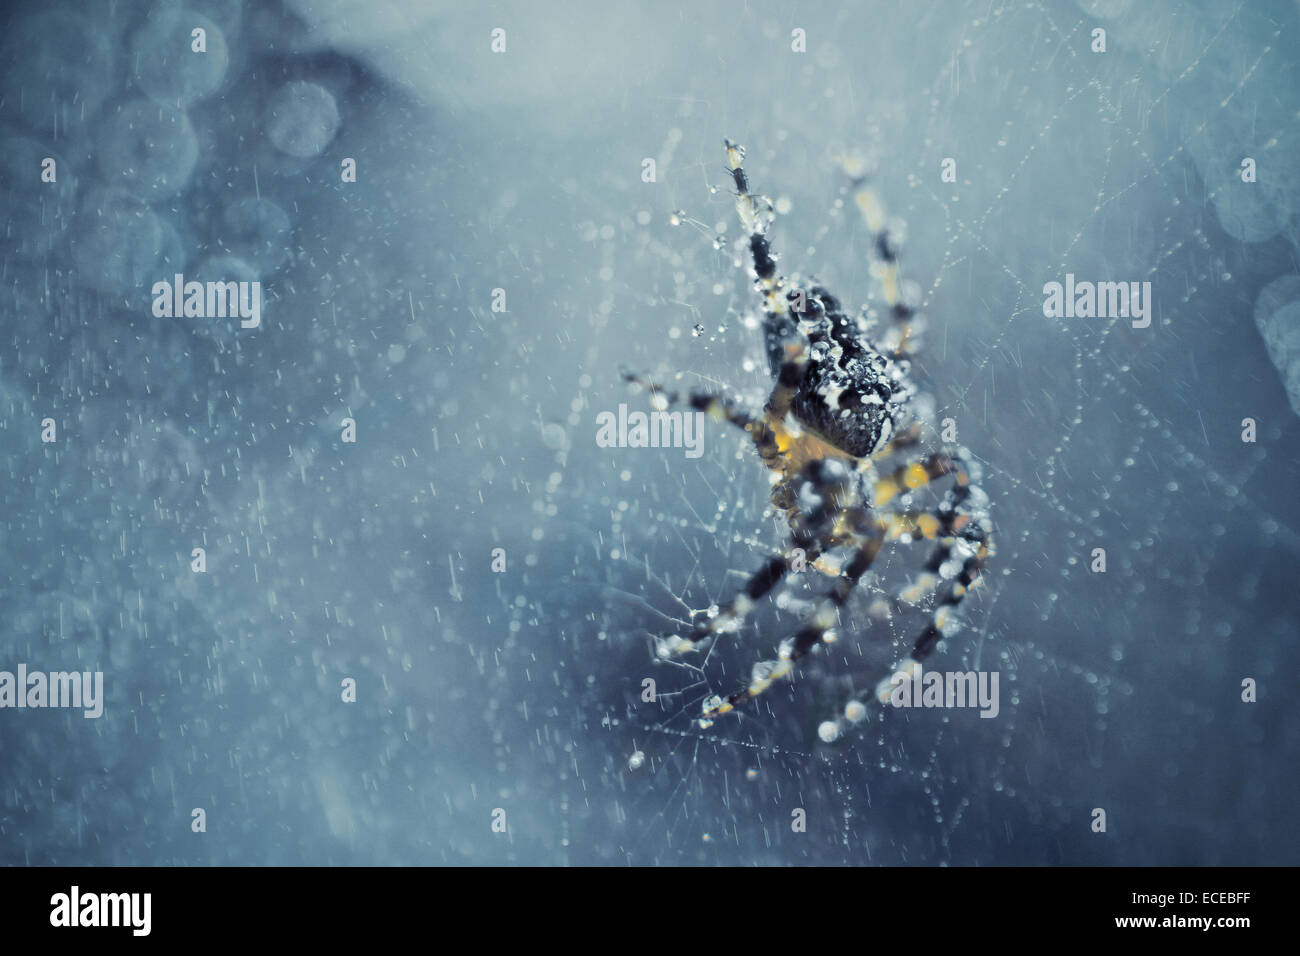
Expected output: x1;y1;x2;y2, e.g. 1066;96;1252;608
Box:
621;368;797;473
844;165;925;361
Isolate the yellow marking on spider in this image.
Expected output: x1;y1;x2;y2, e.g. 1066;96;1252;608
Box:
875;477;903;506
702;698;733;721
900;574;938;603
764;416;855;474
877;462;930;505
883;512;942;540
881;263;900;306
702;399;730;422
855;188;885;233
811;555;842;576
896;324;915;355
904;462;930;488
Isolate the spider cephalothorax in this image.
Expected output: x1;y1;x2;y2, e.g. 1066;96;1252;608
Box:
624;140;993;742
775;284;914;458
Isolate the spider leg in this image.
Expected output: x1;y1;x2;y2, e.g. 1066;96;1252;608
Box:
865;522;994;703
725;140;819;384
698;517;889;724
813;533;992;744
847;172;923;360
873;450;972;507
662;458;859;656
874;442;992;617
621;370;787;470
656;536;821;658
825;454;996;739
764;335;810;422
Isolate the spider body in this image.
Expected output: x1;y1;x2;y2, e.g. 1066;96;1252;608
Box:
778;285;913;458
625;140;993;741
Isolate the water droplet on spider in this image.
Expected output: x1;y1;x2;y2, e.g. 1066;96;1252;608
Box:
712;237;725;250
691;323;705;337
627;750;645;771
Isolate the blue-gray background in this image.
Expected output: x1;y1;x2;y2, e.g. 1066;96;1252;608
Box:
2;0;1298;865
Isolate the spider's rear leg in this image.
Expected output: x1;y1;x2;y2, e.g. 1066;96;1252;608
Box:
660;458;857;657
658;533;821;659
837;522;994;735
699;513;889;724
822;453;996;741
880;452;994;689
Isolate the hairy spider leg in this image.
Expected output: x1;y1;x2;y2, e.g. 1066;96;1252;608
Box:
619;370;786;469
699;515;891;723
699;451;994;728
725;139;814;383
848;173;924;360
873;451;968;508
666;457;861;654
851;525;993;722
829;455;996;738
882;446;994;675
818;539;991;742
890;461;991;603
660;537;821;658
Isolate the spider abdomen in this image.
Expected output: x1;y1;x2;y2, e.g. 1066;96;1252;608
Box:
792;344;904;458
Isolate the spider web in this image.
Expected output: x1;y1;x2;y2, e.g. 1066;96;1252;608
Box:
521;0;1300;865
3;0;1297;866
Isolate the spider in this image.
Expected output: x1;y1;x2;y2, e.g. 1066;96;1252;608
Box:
623;140;994;742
